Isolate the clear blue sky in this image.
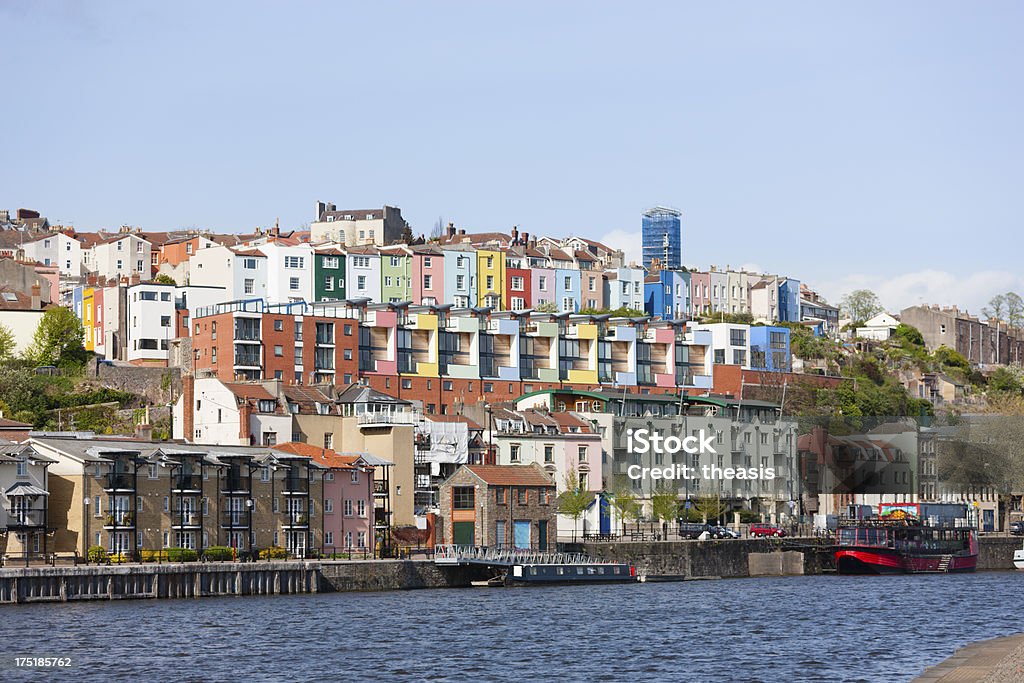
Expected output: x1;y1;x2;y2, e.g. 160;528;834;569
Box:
3;2;1022;313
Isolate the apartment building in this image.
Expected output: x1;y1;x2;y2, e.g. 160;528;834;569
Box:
310;203;408;247
0;443;57;563
900;304;1024;367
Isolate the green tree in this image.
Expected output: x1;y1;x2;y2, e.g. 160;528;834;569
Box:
933;345;970;372
840;289;883;325
153;273;177;285
693;493;727;525
0;323;16;361
557;467;594;542
893;323;925;349
984;294;1008;321
650;484;679;537
579;306;647;318
610;487;640;535
987;367;1024;395
29;307;87;368
1006;292;1024;327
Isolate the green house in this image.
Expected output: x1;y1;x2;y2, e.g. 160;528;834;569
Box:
314;249;346;301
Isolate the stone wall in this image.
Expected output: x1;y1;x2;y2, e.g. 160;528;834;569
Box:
317;560;472;592
978;536;1020;571
581;539;795;578
84;364;181;405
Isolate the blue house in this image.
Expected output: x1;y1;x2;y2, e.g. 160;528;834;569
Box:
644;270;690;320
749;325;791;372
778;278;801;323
555;268;582;313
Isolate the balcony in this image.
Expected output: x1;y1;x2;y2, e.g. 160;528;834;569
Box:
103;474;135;492
234;353;261;368
171;474;202;493
281;513;309;529
5;509;45;528
169;512;202;529
358;410;420;426
219;512;249;529
282;477;309;495
373;481;388;497
220;477;250;494
102;513;135;529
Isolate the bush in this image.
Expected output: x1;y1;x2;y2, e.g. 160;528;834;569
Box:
203;546;235;561
164;547;199;562
258;546;288;560
109;552;131;564
87;545;107;563
140;549;171;562
738;510;762;524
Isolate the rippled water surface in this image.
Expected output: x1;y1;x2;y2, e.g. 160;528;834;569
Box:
2;572;1022;682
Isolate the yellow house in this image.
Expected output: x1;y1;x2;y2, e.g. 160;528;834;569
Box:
82;287;95;352
476;249;505;309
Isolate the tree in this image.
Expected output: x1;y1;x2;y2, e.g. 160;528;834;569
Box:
987;366;1024;396
650;484;680;537
534;301;559;313
983;294;1008;321
153;274;176;285
557;467;594;542
693;493;727;525
0;323;16;361
29;307;87;368
579;306;647;318
610;487;640;535
1005;292;1024;328
840;289;883;324
399;223;415;245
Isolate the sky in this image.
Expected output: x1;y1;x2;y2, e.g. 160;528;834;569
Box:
2;2;1022;315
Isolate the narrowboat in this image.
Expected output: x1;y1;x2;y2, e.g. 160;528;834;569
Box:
834;507;978;575
502;562;640;585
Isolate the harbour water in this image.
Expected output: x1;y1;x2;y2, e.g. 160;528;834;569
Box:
3;572;1022;682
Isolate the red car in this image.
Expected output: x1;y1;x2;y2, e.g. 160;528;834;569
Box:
749;523;786;538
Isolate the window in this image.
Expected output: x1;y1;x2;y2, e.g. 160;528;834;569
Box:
325;531;334;545
344;348;353;360
486;256;494;268
274;345;283;357
243;258;258;269
401;378;412;389
357;500;366;517
511;276;524;291
322;256;339;269
510;444;521;462
274;319;283;331
284;255;304;269
350;470;359;484
564;276;572;290
423;274;432;289
544;445;554;463
453;487;475;510
160;315;171;327
516;487;528;505
578;445;588;463
344;499;353;516
456;275;466;290
289;277;300;291
261;467;271;482
357;275;366;290
496;488;507;504
116;259;123;269
485;275;494;290
511;297;525;311
16;458;27;477
148;464;158;479
244;279;255;295
730;329;747;346
538;276;547;290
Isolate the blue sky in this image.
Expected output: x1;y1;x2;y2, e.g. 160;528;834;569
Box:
2;2;1022;313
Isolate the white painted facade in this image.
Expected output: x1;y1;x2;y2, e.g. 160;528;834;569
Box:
604;267;645;312
88;234;153;281
174;378;244;445
345;251;382;302
125;283;175;363
189;245;268;301
692;322;752;368
21;232;83;277
0;309;45;355
256;242;313;305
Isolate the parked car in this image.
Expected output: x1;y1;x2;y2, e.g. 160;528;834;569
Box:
1011;521;1024;536
749;523;786;538
678;522;712;539
710;526;740;539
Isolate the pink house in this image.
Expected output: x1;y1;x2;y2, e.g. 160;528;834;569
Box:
411;245;445;305
690;271;710;317
275;442;376;553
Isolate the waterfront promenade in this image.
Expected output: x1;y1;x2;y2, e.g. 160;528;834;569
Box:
914;634;1024;682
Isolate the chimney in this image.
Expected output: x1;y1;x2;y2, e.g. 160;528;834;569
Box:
522;232;529;245
182;375;195;442
458;229;466;236
316;201;326;221
30;283;40;310
239;400;253;443
512;226;519;244
447;223;456;238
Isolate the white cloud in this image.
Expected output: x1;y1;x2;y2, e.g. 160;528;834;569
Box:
816;269;1024;316
599;229;643;268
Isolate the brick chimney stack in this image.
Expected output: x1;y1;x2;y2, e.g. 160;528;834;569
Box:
30;283;41;310
182;375;195;442
239;400;253;444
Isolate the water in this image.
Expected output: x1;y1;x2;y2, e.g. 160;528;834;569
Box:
2;573;1022;682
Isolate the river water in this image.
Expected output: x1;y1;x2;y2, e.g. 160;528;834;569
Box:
3;572;1022;682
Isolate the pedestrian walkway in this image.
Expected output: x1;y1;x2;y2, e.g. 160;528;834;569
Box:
913;634;1024;682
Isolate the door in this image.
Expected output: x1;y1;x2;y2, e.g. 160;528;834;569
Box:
514;521;531;549
453;521;474;546
599;494;611;535
538;520;548;551
496;520;506;548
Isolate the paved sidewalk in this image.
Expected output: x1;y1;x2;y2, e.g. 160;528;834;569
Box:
913;634;1024;682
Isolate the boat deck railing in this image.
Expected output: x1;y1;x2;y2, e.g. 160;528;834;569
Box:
433;545;597;567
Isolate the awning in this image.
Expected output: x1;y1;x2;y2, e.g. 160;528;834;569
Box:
5;482;48;496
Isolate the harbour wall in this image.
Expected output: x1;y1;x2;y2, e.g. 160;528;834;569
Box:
0;560;473;604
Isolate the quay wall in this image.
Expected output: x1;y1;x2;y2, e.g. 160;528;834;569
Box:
978;536;1019;571
579;539;815;578
0;560;470;604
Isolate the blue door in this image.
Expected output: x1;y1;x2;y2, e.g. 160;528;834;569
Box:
984;509;995;532
514;521;531;549
599;495;611;535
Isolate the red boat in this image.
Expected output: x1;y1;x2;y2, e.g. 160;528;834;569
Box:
834;509;978;575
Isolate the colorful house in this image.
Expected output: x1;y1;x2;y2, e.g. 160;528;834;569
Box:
313;247;346;302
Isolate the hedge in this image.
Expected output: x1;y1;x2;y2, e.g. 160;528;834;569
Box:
258;546;288;560
164;547;199;562
203;546;235;561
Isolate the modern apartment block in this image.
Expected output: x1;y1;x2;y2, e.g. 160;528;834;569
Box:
642;206;682;271
0;442;57;563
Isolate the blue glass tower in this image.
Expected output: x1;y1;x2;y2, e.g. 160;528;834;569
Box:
642;206;681;270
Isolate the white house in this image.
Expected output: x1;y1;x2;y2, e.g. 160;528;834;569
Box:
21;231;83;278
856;313;900;341
692;322;752;368
189;245;268;301
0;286;48;355
86;232;153;282
345;247;382;303
252;240;313;305
604;267;645;312
173;377;291;446
125;282;176;364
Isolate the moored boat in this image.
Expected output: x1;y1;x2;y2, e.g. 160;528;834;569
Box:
503;562;639;585
834;507;977;575
1013;543;1024;570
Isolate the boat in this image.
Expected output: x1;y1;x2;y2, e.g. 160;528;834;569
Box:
834;507;978;575
502;561;639;586
1013;543;1024;570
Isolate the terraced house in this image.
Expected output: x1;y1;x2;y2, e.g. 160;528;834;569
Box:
0;442;57;564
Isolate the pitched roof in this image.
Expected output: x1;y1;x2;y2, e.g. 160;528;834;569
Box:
334;384;411;406
224;383;276;401
0;417;33;430
465;464;554;487
272;442;364;470
0;286;48;311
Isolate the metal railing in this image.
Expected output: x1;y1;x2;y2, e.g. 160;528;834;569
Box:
357;411;420;426
104;474;134;491
433;544;595;566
